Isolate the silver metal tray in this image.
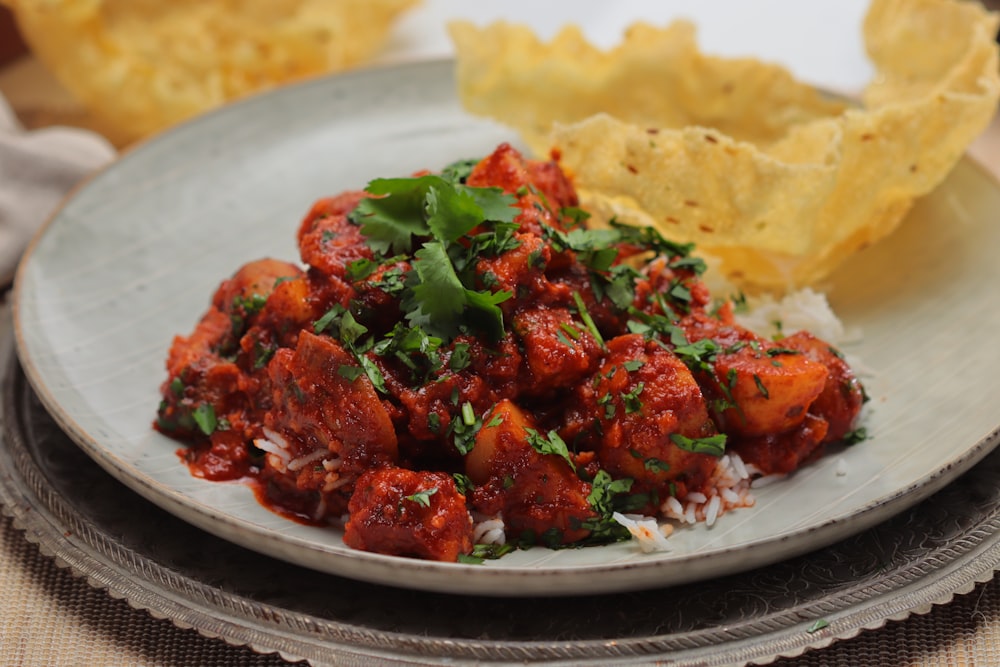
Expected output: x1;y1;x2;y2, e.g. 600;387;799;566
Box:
2;302;1000;666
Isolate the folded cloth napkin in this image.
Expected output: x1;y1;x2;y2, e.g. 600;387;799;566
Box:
0;92;115;287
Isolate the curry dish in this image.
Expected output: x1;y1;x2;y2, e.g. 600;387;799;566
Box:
155;144;865;562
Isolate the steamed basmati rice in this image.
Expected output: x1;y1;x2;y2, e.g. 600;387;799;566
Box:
732;287;860;346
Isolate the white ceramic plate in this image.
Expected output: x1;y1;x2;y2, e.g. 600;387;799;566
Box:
12;60;1000;596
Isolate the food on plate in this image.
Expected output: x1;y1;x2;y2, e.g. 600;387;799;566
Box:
449;0;1000;291
154;144;866;562
1;0;417;144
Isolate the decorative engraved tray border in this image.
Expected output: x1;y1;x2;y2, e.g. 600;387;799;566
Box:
2;306;999;667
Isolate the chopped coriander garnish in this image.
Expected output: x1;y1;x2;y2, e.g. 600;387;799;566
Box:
731;291;749;314
753;374;770;399
404;487;438;508
644;457;671;474
766;347;801;357
313;304;345;335
622;382;645;414
357;355;387;394
345;257;378;281
673;338;719;374
337;364;364;381
192;403;217;436
580;470;635;543
806;619;830;633
670;432;727;457
450;402;483;455
525;428;575;471
842;427;868;445
452;472;473;495
427;412;442;434
458;542;517;564
449;342;472;372
572;291;605;347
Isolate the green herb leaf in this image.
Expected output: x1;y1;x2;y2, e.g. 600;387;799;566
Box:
192;403;217;436
582;469;636;543
404;487;439;508
449;342;472;372
440;157;479;184
452;472;474;495
842;427;868;445
525;428;575;471
673;338;718;373
450;401;483;455
458;542;517;564
753;374;770;399
313;304;346;335
426;183;489;243
351;176;440;254
408;241;466;332
806;619;830;633
644;457;671;473
572;291;605;347
337;364;364;381
670;432;727;457
622;381;645;414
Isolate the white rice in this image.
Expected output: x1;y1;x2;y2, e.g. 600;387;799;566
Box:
287;448;328;472
612;512;673;553
322;474;353;492
313;494;327;522
472;516;506;545
835;457;849;477
659;452;756;529
615;457;753;549
733;287;861;346
704;495;722;527
253;428;291;471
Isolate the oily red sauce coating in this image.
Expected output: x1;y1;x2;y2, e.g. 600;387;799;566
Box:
345;468;473;561
155;143;865;561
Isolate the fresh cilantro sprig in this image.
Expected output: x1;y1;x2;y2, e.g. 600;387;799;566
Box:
524;428;576;471
348;173;519;341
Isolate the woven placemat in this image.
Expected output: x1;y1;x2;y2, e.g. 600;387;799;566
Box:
2;511;998;666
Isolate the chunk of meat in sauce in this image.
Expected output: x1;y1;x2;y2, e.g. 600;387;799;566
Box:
730;414;829;476
466;400;597;545
678;314;857;475
780;331;866;443
513;307;603;398
297;191;371;279
679;314;828;437
728;332;865;475
566;334;719;504
262;330;398;517
466;143;578;236
156;259;302;477
345;467;474;561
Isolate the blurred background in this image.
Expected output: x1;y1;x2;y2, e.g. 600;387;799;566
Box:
1;1;997;148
